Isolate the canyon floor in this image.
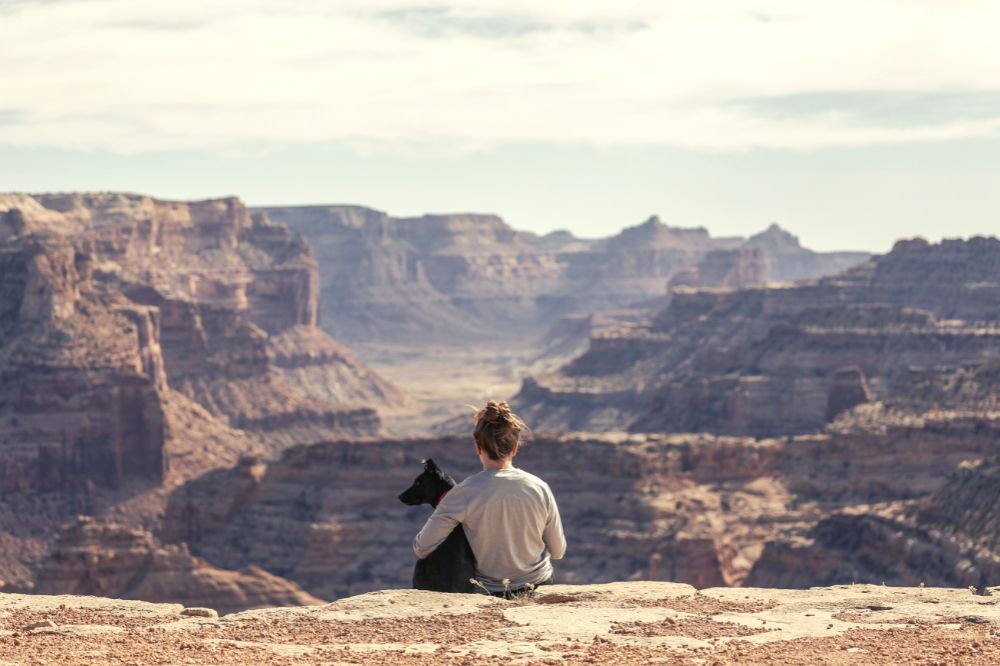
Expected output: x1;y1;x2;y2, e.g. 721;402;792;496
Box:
4;582;1000;665
356;343;535;435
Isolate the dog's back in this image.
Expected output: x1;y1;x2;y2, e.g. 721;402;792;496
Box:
398;459;477;593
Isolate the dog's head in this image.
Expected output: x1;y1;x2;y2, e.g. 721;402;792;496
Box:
398;458;457;508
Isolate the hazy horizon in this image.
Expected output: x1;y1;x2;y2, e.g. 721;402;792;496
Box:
3;1;1000;253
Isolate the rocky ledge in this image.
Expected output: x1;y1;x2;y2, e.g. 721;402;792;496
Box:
3;582;1000;664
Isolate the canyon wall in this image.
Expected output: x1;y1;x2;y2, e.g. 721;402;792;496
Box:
156;405;1000;600
258;206;867;345
0;192;405;591
32;516;323;614
516;237;1000;436
0;193;403;475
4;191;995;609
746;433;1000;591
0;235;168;493
504;236;1000;592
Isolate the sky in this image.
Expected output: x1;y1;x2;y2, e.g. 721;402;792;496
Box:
1;0;999;252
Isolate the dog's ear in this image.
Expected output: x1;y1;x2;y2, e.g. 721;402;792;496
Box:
423;458;439;471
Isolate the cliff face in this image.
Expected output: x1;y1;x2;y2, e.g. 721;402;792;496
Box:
257;206;867;345
158;411;1000;600
745;223;869;282
32;516;323;614
13;194;317;334
0;236;168;493
0;193;402;467
668;247;768;291
747;445;1000;590
516;237;1000;436
0;193;404;591
921;455;1000;554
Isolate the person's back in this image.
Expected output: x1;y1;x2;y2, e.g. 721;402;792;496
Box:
413;401;566;594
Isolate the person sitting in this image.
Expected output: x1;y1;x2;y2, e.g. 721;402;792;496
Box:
413;400;566;597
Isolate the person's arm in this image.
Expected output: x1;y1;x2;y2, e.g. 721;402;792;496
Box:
543;485;566;560
413;490;466;559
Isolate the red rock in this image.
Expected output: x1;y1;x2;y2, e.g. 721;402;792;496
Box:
158;416;1000;600
259;206;865;345
33;516;324;614
825;366;874;421
669;248;767;291
517;237;1000;436
0;192;405;589
0;193;404;477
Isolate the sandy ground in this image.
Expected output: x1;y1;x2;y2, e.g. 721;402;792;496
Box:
4;582;1000;664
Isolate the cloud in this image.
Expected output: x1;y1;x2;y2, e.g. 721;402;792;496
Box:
373;5;647;40
734;91;1000;127
1;0;999;154
375;6;555;39
103;18;210;31
0;108;27;126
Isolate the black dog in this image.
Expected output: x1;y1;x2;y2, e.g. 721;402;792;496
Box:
398;459;477;593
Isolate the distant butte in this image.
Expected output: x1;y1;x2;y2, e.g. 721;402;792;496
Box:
516;236;1000;436
256;204;868;345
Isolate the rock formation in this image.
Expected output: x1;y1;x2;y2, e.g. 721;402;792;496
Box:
159;403;1000;599
0;193;403;474
668;247;767;291
4;189;994;610
516;237;1000;436
152;233;1000;595
745;223;867;282
748;446;1000;590
257;206;867;345
32;516;324;614
825;366;874;421
0;235;169;492
475;236;1000;591
0;192;404;593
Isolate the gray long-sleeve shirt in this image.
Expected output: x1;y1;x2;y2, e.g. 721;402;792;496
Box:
412;467;566;592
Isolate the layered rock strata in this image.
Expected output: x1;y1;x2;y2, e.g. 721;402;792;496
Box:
668;247;767;291
502;238;1000;590
32;516;323;614
0;193;402;480
0;193;404;592
517;237;1000;436
258;206;867;345
160;410;1000;599
0;236;168;492
748;447;1000;590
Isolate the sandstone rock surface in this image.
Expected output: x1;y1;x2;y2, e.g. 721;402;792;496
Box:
0;192;402;479
3;191;994;623
0;192;404;590
32;516;324;615
159;416;1000;600
258;206;866;346
517;236;1000;436
3;583;1000;664
747;447;1000;591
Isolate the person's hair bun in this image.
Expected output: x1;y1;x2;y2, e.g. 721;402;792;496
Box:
473;399;526;461
480;400;512;425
